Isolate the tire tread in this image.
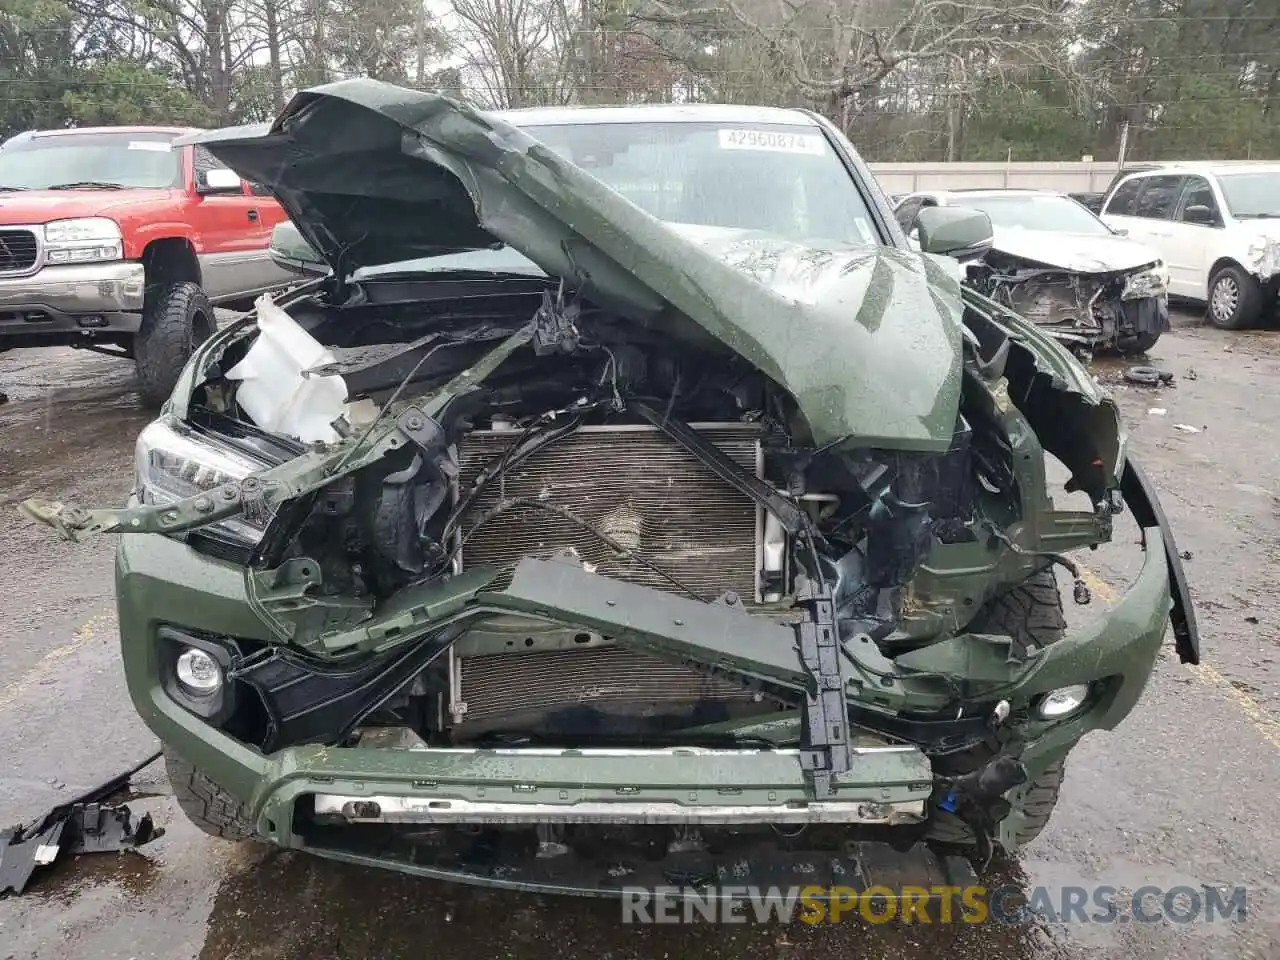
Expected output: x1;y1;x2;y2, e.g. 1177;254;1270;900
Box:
164;747;256;841
134;281;214;406
933;567;1068;848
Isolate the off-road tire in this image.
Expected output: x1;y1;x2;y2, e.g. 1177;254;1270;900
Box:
164;746;256;841
928;567;1068;849
1014;757;1067;846
1207;264;1264;330
134;281;215;407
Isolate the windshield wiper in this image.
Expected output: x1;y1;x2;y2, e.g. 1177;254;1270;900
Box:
0;185;28;192
45;181;127;191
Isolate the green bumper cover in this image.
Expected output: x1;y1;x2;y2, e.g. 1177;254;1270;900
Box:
115;525;1172;845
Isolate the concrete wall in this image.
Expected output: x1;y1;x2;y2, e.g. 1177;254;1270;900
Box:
865;159;1267;195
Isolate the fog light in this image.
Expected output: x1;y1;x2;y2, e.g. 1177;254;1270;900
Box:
176;647;223;695
1035;684;1090;720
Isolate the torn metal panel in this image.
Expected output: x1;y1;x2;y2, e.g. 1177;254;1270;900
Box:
995;270;1104;334
1246;237;1280;280
979;261;1169;355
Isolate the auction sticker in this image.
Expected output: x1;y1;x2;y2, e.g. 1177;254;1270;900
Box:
128;140;173;151
718;128;825;155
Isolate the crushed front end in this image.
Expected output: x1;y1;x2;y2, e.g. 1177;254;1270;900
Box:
974;254;1170;356
20;81;1198;894
39;281;1191;890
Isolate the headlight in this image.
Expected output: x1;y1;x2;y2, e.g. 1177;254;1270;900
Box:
1121;265;1167;301
134;420;270;545
43;217;123;264
1034;684;1092;720
176;647;224;695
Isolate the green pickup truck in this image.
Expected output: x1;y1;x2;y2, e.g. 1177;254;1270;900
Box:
24;80;1197;898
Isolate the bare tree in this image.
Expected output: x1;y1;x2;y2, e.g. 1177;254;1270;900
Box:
451;0;579;107
638;0;1076;117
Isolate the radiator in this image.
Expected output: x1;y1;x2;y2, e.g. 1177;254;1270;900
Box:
455;424;762;600
450;422;766;736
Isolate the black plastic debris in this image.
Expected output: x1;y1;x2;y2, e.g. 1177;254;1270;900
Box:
0;749;162;896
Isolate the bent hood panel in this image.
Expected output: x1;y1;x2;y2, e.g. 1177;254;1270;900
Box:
992;228;1161;274
181;79;964;451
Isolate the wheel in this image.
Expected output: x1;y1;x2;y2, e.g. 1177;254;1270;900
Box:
927;567;1068;849
1117;328;1162;356
163;746;256;841
133;281;215;407
1012;757;1066;846
1207;264;1264;330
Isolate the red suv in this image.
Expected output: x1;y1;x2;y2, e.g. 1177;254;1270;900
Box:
0;126;293;404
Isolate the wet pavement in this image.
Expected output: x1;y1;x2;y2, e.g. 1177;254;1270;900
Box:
2;310;1280;959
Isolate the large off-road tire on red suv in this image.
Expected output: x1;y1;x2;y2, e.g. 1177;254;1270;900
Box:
926;567;1068;850
163;746;257;841
134;281;215;407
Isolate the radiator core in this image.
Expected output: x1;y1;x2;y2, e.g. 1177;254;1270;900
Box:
450;423;766;735
455;424;762;600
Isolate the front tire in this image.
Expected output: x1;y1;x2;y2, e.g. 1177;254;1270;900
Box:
163;746;256;841
928;567;1068;849
1207;264;1264;330
134;281;215;407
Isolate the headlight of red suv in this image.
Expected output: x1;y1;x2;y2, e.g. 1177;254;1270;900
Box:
43;217;123;265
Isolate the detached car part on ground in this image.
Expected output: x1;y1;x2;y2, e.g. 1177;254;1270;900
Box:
894;190;1170;357
21;82;1198;894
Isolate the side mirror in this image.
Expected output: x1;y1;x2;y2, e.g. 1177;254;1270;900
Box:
1183;204;1217;225
197;167;243;194
915;206;994;262
1111;226;1129;236
269;221;329;276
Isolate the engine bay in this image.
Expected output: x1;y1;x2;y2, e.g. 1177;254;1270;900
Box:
163;270;1096;759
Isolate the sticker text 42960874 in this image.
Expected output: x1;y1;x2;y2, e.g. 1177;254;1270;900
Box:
717;129;826;155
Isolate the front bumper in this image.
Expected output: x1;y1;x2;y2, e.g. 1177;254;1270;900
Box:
0;261;146;344
116;511;1174;879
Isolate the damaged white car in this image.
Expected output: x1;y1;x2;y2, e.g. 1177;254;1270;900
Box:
895;189;1170;355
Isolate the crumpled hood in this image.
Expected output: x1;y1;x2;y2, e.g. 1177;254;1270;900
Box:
179;78;965;452
992;227;1161;274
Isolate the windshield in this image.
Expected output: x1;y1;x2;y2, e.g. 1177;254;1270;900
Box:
969;194;1113;235
0;132;182;190
529;121;876;246
358;118;880;278
1216;172;1280;219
